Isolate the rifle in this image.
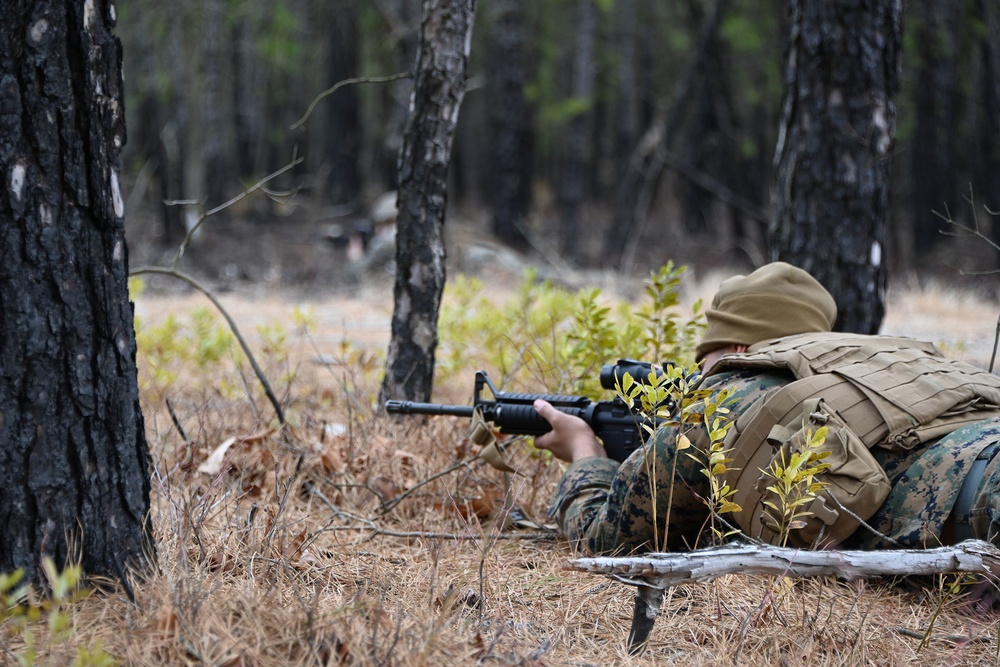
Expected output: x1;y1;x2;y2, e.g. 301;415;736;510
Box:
384;360;672;463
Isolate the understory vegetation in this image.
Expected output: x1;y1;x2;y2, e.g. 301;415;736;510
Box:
3;267;1000;666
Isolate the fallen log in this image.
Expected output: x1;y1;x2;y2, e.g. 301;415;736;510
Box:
566;540;1000;655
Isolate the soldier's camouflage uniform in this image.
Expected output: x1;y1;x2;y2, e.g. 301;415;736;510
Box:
549;369;1000;555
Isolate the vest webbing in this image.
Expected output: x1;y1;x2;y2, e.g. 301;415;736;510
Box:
706;332;1000;545
711;332;1000;451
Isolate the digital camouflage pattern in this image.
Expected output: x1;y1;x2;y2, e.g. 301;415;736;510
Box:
848;416;1000;549
549;370;1000;555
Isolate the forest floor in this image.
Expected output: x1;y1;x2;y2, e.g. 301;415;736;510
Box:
47;205;997;667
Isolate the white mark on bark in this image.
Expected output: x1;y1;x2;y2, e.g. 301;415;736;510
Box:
413;316;435;350
111;170;124;218
841;153;857;184
10;162;25;201
113;240;123;263
116;333;128;355
828;89;843;106
870;240;882;267
109;2;116;22
39;203;52;226
872;102;891;154
84;0;96;28
30;19;48;42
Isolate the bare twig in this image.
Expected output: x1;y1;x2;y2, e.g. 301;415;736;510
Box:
934;186;1000;274
129;266;286;425
291;73;413;130
165;398;188;441
167;158;303;268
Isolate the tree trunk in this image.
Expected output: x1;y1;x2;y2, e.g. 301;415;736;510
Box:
200;0;229;208
380;0;476;404
558;0;596;264
909;0;959;257
984;0;1000;263
770;0;901;335
486;0;532;251
323;1;362;206
381;0;422;189
0;0;153;586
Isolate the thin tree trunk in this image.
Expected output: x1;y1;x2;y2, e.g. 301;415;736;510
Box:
323;1;362;206
380;0;476;404
558;0;596;264
487;0;532;251
0;0;153;587
770;0;902;335
909;0;960;257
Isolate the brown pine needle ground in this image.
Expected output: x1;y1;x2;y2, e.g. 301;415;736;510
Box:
13;273;1000;667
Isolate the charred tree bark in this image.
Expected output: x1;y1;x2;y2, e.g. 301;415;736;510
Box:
486;0;532;251
770;0;901;334
0;0;153;586
380;0;476;403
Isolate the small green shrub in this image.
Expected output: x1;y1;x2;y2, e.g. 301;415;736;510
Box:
438;262;704;397
1;560;115;667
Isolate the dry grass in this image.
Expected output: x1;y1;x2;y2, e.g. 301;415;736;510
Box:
14;274;1000;666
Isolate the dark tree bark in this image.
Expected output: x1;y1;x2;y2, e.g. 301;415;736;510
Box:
909;0;959;257
983;0;1000;259
770;0;901;334
323;1;362;206
232;3;265;181
612;0;639;207
486;0;532;251
380;0;422;189
380;0;476;403
0;0;153;586
200;0;229;208
558;0;596;264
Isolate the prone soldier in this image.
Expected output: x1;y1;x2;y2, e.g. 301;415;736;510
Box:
534;262;1000;556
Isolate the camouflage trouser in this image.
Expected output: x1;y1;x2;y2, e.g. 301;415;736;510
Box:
848;416;1000;550
549;368;1000;555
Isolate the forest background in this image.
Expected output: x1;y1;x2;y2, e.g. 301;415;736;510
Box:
6;2;1000;665
118;0;1000;293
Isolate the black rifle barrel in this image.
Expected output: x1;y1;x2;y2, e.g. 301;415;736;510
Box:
385;400;474;418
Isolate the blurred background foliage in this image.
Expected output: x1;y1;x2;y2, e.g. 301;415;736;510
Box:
117;0;1000;279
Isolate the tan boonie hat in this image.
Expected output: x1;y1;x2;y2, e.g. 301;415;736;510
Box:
695;262;837;360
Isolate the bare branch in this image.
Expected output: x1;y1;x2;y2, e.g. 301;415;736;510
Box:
568;540;1000;588
291;73;413;130
167;157;304;268
129;266;286;425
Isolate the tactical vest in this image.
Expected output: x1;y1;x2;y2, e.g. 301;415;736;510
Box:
707;332;1000;547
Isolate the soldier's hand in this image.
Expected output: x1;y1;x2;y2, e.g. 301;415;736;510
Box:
533;399;607;463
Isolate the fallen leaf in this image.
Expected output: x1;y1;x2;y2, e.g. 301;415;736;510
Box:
198;436;238;475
